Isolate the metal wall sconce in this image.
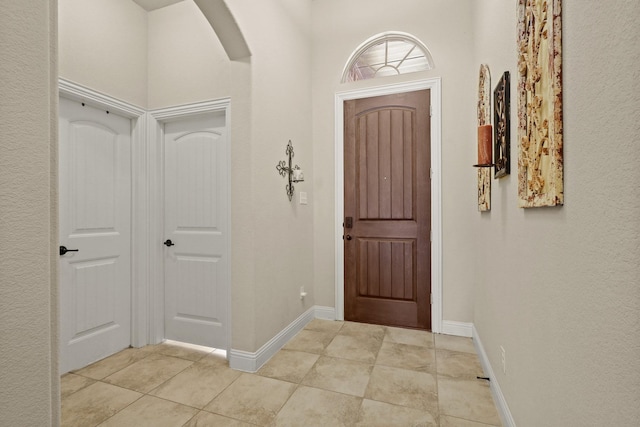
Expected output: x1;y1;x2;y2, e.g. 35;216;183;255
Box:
276;140;304;201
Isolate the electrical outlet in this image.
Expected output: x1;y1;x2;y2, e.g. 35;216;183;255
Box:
500;346;506;374
300;286;307;300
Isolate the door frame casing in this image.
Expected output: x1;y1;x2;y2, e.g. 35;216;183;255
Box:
334;78;443;333
147;99;232;353
58;78;149;348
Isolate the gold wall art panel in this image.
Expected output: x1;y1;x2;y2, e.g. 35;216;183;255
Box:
517;0;563;207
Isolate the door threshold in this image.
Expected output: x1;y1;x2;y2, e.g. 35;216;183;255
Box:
161;339;227;358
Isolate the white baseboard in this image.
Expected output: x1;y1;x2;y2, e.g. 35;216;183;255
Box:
441;320;473;337
473;324;516;427
228;306;333;372
313;305;336;320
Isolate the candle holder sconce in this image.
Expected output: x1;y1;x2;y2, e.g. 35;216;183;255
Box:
473;124;494;168
276;140;304;201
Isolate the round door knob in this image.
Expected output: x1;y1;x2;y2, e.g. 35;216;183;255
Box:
164;239;175;247
345;235;352;240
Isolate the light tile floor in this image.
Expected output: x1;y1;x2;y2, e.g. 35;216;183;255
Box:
61;320;502;426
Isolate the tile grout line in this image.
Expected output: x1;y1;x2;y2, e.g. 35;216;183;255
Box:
63;322;499;427
155;353;252;425
433;333;441;426
66;346;214;426
270;322;348;424
94;348;204;427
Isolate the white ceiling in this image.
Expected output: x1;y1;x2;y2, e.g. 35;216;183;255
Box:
132;0;184;12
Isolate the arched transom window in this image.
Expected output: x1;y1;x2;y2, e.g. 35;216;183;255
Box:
342;32;435;83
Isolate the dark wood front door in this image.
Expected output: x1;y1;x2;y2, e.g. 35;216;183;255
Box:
344;90;431;330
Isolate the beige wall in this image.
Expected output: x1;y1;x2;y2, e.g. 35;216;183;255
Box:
227;0;315;350
0;0;58;425
59;0;148;107
59;0;232;110
472;0;640;425
310;0;478;322
147;0;232;108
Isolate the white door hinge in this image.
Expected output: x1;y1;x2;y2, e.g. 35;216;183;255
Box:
430;294;433;304
430;105;433;117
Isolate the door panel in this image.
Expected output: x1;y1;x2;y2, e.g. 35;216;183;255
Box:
59;97;131;373
164;113;228;349
357;239;415;300
344;90;431;330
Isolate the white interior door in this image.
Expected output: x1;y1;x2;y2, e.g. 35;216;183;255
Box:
164;112;228;349
59;97;132;374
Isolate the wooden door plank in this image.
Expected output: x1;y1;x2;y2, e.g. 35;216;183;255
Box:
404;241;414;300
391;241;405;299
358;116;368;220
403;110;414;219
358;238;368;296
391;109;405;219
366;113;379;218
378;110;392;219
367;240;380;297
379;240;392;297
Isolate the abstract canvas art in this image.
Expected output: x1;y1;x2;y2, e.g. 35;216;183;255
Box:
517;0;563;207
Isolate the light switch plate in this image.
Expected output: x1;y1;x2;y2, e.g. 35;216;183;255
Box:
299;192;308;205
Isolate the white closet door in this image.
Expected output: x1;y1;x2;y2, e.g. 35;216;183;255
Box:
59;97;132;374
163;112;228;349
